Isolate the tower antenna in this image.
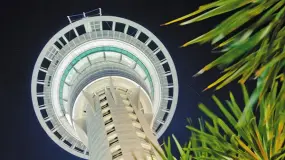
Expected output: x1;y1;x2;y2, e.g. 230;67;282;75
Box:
67;8;102;23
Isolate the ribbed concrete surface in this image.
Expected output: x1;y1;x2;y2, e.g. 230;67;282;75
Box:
85;86;162;160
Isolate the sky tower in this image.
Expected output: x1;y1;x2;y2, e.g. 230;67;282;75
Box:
31;9;178;160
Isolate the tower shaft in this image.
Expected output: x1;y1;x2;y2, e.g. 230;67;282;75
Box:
82;82;161;160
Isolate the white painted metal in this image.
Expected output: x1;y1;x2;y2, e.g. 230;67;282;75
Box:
31;15;179;159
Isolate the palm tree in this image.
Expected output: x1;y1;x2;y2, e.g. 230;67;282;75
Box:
155;0;285;159
154;84;285;160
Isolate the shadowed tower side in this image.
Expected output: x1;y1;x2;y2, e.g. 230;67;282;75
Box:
79;78;161;160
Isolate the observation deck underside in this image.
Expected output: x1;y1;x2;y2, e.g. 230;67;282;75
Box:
31;16;178;159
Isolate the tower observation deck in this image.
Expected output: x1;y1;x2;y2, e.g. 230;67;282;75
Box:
31;10;178;160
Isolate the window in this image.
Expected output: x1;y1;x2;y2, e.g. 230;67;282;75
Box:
46;121;54;130
76;25;86;35
156;51;165;61
155;124;162;132
37;70;46;81
162;113;168;121
112;148;122;159
138;32;148;43
166;76;173;84
162;63;170;72
64;30;77;42
59;37;67;45
103;110;111;117
166;101;172;110
148;41;158;51
54;131;62;140
41;58;51;69
115;22;125;33
105;118;113;126
54;41;62;49
37;97;44;106
63;140;72;147
107;127;116;135
126;26;137;37
100;97;107;103
40;109;48;119
37;84;44;93
102;21;113;30
109;137;119;146
75;147;84;153
101;103;109;109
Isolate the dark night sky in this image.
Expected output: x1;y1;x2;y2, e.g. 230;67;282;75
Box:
2;0;252;159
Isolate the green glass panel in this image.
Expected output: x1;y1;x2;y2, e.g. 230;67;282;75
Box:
58;46;154;111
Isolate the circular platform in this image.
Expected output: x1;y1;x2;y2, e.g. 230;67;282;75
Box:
31;16;178;158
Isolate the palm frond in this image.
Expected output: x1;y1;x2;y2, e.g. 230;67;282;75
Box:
164;0;285;97
187;84;285;160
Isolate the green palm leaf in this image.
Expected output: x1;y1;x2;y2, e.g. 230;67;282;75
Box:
154;83;284;159
163;0;285;99
157;1;285;159
188;84;284;159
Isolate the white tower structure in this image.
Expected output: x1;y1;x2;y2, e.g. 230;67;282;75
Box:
31;10;178;160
